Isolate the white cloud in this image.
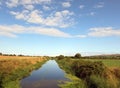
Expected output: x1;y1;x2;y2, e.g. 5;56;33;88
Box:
1;25;120;38
0;1;1;9
6;0;52;8
10;10;29;20
79;5;85;9
43;5;51;11
0;24;25;37
88;27;120;37
89;12;95;16
62;2;71;8
10;10;74;28
75;35;87;38
29;27;71;37
44;10;74;28
0;24;71;38
27;10;43;24
10;10;44;24
24;5;34;10
0;32;17;37
21;0;51;5
94;2;104;8
6;0;19;8
0;1;1;5
6;0;74;28
0;24;89;38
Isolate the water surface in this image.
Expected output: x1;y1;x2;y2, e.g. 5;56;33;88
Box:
21;60;68;88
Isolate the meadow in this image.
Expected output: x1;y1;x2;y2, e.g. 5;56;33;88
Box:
81;59;120;67
0;56;47;88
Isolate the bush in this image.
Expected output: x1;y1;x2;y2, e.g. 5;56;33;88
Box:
89;75;108;88
57;55;64;60
74;53;81;58
0;53;2;56
71;61;105;79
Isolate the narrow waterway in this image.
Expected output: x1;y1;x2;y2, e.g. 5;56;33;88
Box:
20;60;68;88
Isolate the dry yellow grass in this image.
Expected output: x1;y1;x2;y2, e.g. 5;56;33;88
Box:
0;56;47;74
0;56;47;64
0;56;48;88
0;56;45;60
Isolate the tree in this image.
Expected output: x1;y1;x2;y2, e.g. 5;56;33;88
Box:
58;55;64;60
18;54;24;56
75;53;81;58
0;52;2;55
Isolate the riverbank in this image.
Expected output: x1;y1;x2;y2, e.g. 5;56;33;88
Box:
56;58;120;88
0;56;47;88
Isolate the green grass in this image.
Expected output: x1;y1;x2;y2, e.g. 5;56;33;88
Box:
89;75;117;88
59;74;86;88
81;59;120;67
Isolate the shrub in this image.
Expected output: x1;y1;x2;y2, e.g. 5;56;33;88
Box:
57;55;64;60
89;75;108;88
113;68;120;79
0;53;2;55
74;53;81;58
71;61;105;79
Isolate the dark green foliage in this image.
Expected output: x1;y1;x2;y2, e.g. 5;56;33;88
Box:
0;52;2;55
113;68;120;79
74;53;81;58
56;59;107;88
1;53;16;56
18;54;24;56
57;55;64;60
9;54;16;56
88;75;106;88
0;74;3;88
71;61;105;79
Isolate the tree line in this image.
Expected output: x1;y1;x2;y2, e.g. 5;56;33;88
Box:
0;52;25;56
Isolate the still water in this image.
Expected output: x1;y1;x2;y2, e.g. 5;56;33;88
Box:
20;60;68;88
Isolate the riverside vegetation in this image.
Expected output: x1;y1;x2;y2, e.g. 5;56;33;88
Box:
0;54;120;88
56;55;120;88
0;56;47;88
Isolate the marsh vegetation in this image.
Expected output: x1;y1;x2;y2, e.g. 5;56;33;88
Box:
0;54;120;88
56;55;120;88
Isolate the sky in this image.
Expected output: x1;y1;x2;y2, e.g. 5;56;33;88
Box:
0;0;120;56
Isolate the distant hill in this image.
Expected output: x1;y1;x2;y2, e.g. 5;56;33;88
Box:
93;54;120;57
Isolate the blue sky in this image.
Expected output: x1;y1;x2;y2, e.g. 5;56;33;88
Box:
0;0;120;56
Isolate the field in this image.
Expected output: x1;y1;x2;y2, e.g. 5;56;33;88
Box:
0;56;47;88
0;56;47;76
82;59;120;67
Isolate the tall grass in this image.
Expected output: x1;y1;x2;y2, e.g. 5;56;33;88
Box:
0;56;47;88
56;58;120;88
59;74;86;88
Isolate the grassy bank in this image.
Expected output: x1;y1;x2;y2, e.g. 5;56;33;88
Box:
56;58;120;88
0;56;47;88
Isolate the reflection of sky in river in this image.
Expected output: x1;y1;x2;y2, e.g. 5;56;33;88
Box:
21;60;68;88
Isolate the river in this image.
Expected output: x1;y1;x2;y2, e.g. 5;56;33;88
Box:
20;60;68;88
